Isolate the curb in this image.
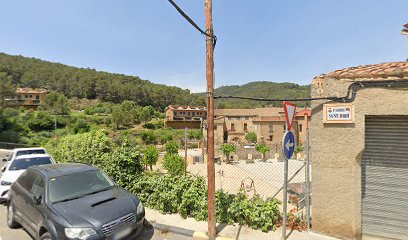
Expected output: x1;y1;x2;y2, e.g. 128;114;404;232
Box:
151;222;235;240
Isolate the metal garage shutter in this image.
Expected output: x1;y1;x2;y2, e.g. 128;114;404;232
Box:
362;116;408;240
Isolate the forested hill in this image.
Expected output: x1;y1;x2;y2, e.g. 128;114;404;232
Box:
0;52;310;109
0;53;204;110
194;81;311;108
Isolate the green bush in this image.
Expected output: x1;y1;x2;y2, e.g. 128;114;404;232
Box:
165;141;179;154
26;111;54;131
126;173;281;232
140;130;156;144
245;132;257;143
73;118;91;134
163;154;184;176
143;145;159;170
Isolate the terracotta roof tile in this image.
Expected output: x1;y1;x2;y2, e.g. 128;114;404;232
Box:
319;62;408;80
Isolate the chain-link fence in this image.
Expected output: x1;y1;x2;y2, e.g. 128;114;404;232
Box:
186;145;309;206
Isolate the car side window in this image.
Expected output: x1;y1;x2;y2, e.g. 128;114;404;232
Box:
30;175;45;197
17;171;38;194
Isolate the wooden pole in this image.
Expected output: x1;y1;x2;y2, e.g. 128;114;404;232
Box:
205;0;216;238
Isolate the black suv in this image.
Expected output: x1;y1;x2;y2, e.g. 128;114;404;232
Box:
7;163;145;240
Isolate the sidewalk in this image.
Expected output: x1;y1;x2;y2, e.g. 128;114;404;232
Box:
145;208;340;240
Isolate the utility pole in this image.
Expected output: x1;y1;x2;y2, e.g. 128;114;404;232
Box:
205;0;216;239
184;127;188;176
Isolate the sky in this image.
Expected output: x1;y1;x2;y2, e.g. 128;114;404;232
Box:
0;1;407;93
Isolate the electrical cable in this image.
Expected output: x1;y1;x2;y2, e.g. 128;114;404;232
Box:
214;80;408;103
167;0;217;47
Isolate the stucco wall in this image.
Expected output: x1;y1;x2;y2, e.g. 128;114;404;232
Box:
311;77;408;239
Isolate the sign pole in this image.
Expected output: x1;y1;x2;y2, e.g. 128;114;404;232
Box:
282;136;289;240
281;102;296;240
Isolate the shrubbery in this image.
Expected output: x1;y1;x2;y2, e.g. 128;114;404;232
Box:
127;173;282;232
50;130;283;232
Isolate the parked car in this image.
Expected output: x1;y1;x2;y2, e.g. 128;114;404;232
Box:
0;154;54;202
7;163;145;240
2;147;48;163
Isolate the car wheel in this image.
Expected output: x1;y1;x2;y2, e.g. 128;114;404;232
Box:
7;202;20;228
39;232;52;240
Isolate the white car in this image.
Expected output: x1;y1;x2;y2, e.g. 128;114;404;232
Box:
2;147;48;163
0;153;55;202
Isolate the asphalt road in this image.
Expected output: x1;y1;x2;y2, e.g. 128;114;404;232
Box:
0;204;192;240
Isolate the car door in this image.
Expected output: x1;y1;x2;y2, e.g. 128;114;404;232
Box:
12;170;39;237
24;173;46;235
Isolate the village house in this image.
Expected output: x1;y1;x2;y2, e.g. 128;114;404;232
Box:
311;62;408;240
4;88;48;110
164;105;207;129
212;107;311;146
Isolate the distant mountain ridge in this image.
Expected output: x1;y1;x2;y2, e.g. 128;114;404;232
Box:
0;52;310;109
194;81;310;108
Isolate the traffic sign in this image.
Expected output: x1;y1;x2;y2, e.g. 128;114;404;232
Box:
283;101;296;131
282;131;295;160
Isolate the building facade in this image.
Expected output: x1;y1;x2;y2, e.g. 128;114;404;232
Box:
310;62;408;240
165;105;207;129
212;107;311;146
4;88;48;110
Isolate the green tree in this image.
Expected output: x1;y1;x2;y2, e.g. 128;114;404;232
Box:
163;153;184;176
73;118;91;134
0;72;15;109
165;141;179;154
140;106;153;124
45;91;70;115
221;144;237;163
144;145;159;171
112;106;125;129
245;132;257;144
256;143;270;160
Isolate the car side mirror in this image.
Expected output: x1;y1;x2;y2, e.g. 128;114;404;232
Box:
33;194;42;205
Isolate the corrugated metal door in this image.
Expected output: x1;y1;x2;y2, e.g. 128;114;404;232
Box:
362;116;408;240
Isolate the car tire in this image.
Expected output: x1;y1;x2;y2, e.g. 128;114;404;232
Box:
39;232;52;240
7;202;20;228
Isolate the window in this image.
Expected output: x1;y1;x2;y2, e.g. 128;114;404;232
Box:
31;175;45;197
16;149;46;156
188;112;190;116
192;112;195;116
36;95;40;100
269;135;273;141
283;124;286;131
17;171;38;192
9;157;52;171
25;95;28;98
214;125;217;130
244;123;248;132
174;112;177;116
269;124;274;132
48;170;115;203
299;124;303;132
231;123;235;131
29;95;33;98
245;116;249;120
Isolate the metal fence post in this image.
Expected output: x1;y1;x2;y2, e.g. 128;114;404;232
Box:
282;156;288;240
306;128;311;231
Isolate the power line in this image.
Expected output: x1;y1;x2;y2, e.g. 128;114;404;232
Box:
167;0;217;47
214;95;339;102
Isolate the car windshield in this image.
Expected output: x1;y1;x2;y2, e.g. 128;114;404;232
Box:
16;149;46;156
8;157;52;171
49;170;115;204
